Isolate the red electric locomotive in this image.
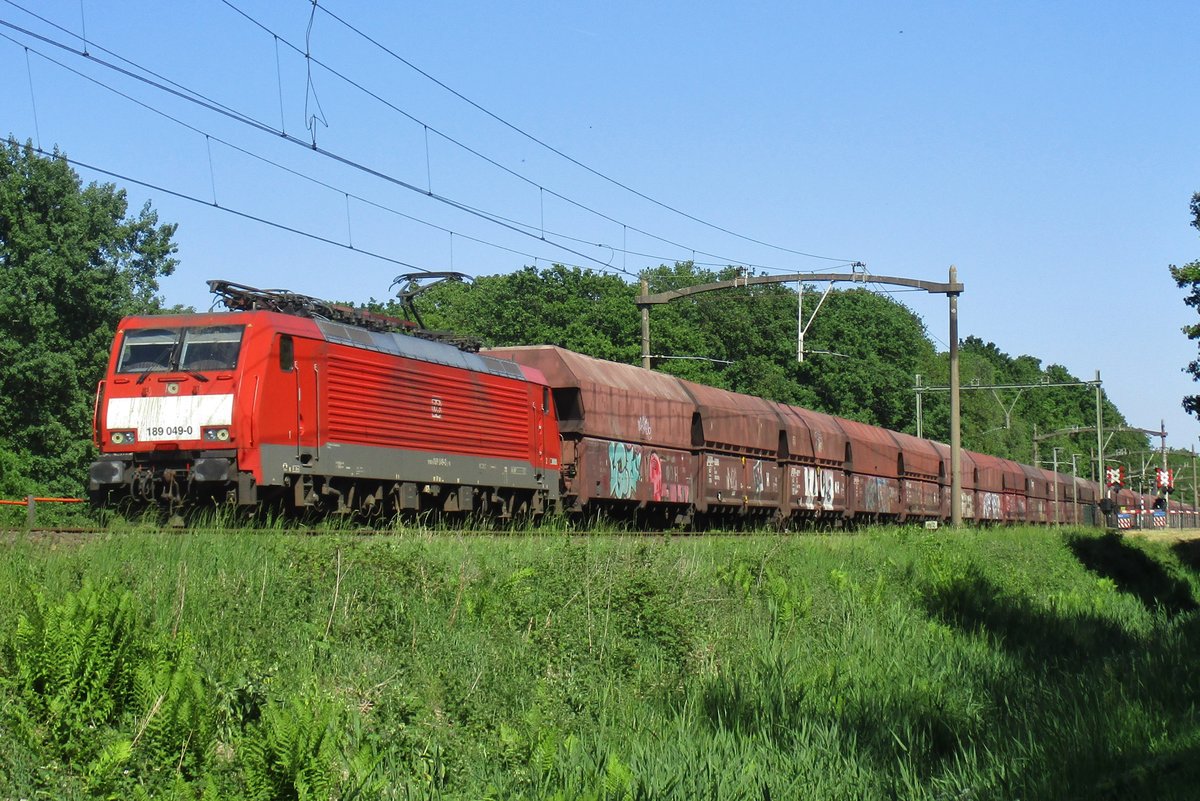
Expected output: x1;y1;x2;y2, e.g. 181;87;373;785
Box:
89;281;560;521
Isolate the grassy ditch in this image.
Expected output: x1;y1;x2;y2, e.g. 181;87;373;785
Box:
1;526;1200;799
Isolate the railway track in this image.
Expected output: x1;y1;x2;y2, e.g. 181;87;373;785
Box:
10;524;1199;541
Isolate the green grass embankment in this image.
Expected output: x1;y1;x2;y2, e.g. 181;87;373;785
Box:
2;525;1200;799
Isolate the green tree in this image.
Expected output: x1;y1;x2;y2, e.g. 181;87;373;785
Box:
1170;191;1200;418
916;336;1144;472
400;264;640;361
0;139;178;493
792;287;936;431
400;260;1151;466
643;263;811;401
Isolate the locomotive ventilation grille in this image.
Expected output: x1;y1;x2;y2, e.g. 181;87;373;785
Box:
325;352;532;461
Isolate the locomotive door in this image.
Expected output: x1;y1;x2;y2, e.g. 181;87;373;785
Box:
277;335;302;458
281;334;318;464
536;386;550;481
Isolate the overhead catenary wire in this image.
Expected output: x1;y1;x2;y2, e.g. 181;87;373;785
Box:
12;49;751;290
33;146;434;273
216;0;811;271
0;31;624;276
302;0;327;147
311;0;857;264
0;15;634;278
3;1;851;280
22;44;39;149
3;19;828;280
2;3;867;293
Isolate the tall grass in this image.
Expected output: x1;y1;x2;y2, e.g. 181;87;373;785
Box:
1;526;1199;798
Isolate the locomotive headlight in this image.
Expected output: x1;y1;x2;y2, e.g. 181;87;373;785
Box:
110;430;136;445
203;427;231;442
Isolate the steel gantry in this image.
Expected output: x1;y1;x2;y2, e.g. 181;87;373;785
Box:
1033;422;1168;481
636;266;966;525
916;372;1107;486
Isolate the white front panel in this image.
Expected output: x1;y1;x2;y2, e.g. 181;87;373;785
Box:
106;395;234;441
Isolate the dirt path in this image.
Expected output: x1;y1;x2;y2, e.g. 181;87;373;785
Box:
1127;528;1200;543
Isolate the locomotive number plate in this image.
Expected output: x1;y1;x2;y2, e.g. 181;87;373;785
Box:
106;394;234;442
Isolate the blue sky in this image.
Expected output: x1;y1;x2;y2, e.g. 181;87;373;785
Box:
2;1;1198;458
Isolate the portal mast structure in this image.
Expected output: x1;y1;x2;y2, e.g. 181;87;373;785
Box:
637;266;966;525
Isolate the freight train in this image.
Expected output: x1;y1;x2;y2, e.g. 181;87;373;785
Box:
88;280;1192;528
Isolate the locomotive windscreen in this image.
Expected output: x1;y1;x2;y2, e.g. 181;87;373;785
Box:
178;326;244;371
117;325;245;373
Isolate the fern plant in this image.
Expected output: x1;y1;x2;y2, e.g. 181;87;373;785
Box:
6;579;140;761
129;639;211;780
3;579;219;795
241;695;339;801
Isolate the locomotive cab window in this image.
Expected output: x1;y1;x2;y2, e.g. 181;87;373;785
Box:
116;325;245;374
279;335;295;372
178;326;244;371
116;328;178;373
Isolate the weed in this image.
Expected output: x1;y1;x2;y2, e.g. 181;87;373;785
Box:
2;527;1200;799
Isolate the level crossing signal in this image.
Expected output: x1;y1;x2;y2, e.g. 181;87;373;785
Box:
1156;468;1175;490
1105;466;1125;488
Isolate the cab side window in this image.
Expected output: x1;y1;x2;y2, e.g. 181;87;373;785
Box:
279;335;295;372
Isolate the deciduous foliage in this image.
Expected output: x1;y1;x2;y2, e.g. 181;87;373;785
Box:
915;337;1144;476
0;139;178;493
410;262;938;432
408;261;1150;466
1170;191;1200;418
792;286;937;430
397;264;640;363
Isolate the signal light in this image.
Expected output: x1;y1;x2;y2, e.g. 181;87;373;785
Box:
203;427;231;443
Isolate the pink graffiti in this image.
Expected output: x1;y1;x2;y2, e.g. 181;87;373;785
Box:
648;452;664;501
